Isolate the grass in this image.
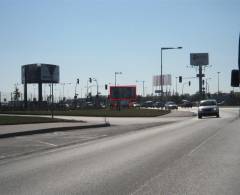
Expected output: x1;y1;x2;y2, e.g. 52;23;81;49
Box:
0;115;78;125
0;108;170;117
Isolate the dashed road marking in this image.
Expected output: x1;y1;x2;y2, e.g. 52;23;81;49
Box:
36;141;58;147
188;129;221;156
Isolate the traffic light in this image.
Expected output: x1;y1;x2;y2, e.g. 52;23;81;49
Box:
179;76;182;83
77;79;79;84
89;78;92;83
188;81;191;86
202;79;205;85
231;69;240;87
105;84;108;90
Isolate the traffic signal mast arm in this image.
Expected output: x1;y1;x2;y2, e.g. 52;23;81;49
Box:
179;76;196;83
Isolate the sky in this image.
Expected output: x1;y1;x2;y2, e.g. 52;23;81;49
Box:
0;0;240;100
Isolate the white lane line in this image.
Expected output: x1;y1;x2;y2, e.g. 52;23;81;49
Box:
37;141;58;147
188;129;222;156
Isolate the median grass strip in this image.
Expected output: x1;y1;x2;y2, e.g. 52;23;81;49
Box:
0;108;170;117
0;115;77;125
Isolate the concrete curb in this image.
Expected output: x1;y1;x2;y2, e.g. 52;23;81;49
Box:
0;123;111;139
163;111;197;117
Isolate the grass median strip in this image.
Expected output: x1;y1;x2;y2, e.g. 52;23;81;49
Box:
0;108;170;117
0;115;78;125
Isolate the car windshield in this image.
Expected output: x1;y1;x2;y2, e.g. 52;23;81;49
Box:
200;101;217;106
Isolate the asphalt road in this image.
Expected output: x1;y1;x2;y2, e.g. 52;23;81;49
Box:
0;108;240;195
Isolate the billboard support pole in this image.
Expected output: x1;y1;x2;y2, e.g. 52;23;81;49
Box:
24;65;28;110
38;82;42;102
199;65;203;99
51;82;54;119
48;66;55;119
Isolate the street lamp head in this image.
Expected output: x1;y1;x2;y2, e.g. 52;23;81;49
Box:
161;47;174;50
161;47;183;50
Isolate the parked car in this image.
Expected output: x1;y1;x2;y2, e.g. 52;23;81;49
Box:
180;100;193;108
142;101;154;108
133;102;141;108
198;99;219;119
165;101;178;110
153;101;165;108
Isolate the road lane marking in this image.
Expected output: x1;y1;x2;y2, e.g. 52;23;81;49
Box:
188;129;222;156
37;141;58;147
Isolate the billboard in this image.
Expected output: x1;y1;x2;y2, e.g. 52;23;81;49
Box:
22;64;59;84
21;64;40;83
41;64;59;83
152;74;172;86
190;53;209;65
110;86;136;101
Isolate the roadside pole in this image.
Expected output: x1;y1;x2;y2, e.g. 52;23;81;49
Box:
199;65;203;99
190;53;209;101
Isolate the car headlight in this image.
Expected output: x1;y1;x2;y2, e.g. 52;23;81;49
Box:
213;108;217;111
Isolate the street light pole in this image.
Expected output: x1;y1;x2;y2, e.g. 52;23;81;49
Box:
136;80;145;96
61;82;71;101
206;78;211;95
182;82;188;96
114;72;122;86
160;47;182;99
92;78;99;95
161;49;163;96
217;72;220;95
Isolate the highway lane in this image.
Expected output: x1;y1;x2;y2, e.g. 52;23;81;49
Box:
0;108;240;195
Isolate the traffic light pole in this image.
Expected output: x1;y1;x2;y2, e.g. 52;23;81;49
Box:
175;77;178;95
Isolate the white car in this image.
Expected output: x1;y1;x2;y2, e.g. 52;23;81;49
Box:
133;102;141;108
198;99;219;119
165;101;178;110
